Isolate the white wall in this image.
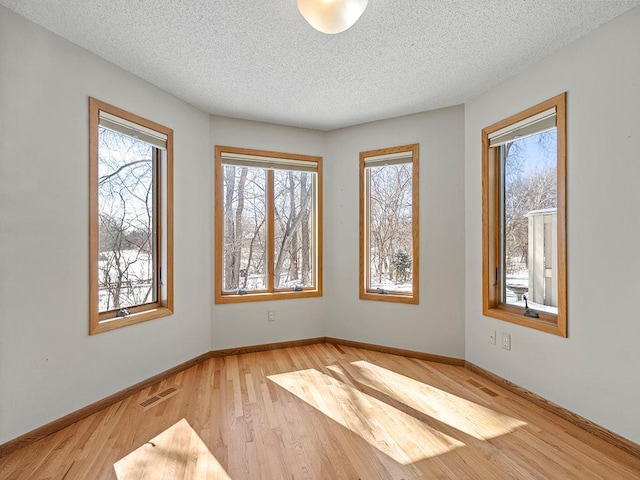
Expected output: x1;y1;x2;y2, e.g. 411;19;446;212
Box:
464;7;640;443
0;7;212;443
209;116;327;349
324;108;466;358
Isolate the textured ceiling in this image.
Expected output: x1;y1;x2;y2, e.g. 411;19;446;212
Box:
2;1;639;130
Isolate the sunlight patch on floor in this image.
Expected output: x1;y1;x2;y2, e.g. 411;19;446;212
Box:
114;418;231;479
268;368;465;465
345;360;527;440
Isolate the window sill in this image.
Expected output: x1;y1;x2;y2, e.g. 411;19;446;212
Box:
483;304;566;337
90;307;173;335
215;289;322;304
360;291;418;304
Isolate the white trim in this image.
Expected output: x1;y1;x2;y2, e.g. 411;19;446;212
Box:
221;152;317;172
363;151;413;167
489;108;556;147
99;111;167;149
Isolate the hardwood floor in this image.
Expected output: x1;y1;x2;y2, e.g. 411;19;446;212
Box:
1;343;639;479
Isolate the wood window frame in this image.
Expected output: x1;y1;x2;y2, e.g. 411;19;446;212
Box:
482;93;567;336
214;146;323;304
89;98;173;334
359;144;419;304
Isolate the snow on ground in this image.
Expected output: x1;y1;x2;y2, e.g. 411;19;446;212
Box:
505;271;557;314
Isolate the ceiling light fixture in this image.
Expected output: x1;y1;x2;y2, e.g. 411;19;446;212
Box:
297;0;368;34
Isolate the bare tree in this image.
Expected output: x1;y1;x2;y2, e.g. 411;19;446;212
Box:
368;163;413;287
274;170;312;288
223;166;267;291
223;166;250;290
222;166;313;292
300;172;311;285
98;128;155;312
503;131;557;274
288;172;299;282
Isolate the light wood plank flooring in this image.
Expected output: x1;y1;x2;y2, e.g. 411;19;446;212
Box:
1;343;639;479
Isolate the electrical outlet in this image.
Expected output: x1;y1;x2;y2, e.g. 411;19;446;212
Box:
268;310;275;322
489;330;496;345
501;333;511;350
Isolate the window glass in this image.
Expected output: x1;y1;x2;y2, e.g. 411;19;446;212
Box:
500;130;558;314
222;165;267;292
98;127;157;312
273;169;315;290
367;162;413;293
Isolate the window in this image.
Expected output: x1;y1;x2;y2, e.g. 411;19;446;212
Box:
360;144;419;303
89;98;173;334
482;93;567;336
215;146;322;303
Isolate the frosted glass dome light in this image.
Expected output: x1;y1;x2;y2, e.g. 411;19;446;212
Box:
297;0;368;34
